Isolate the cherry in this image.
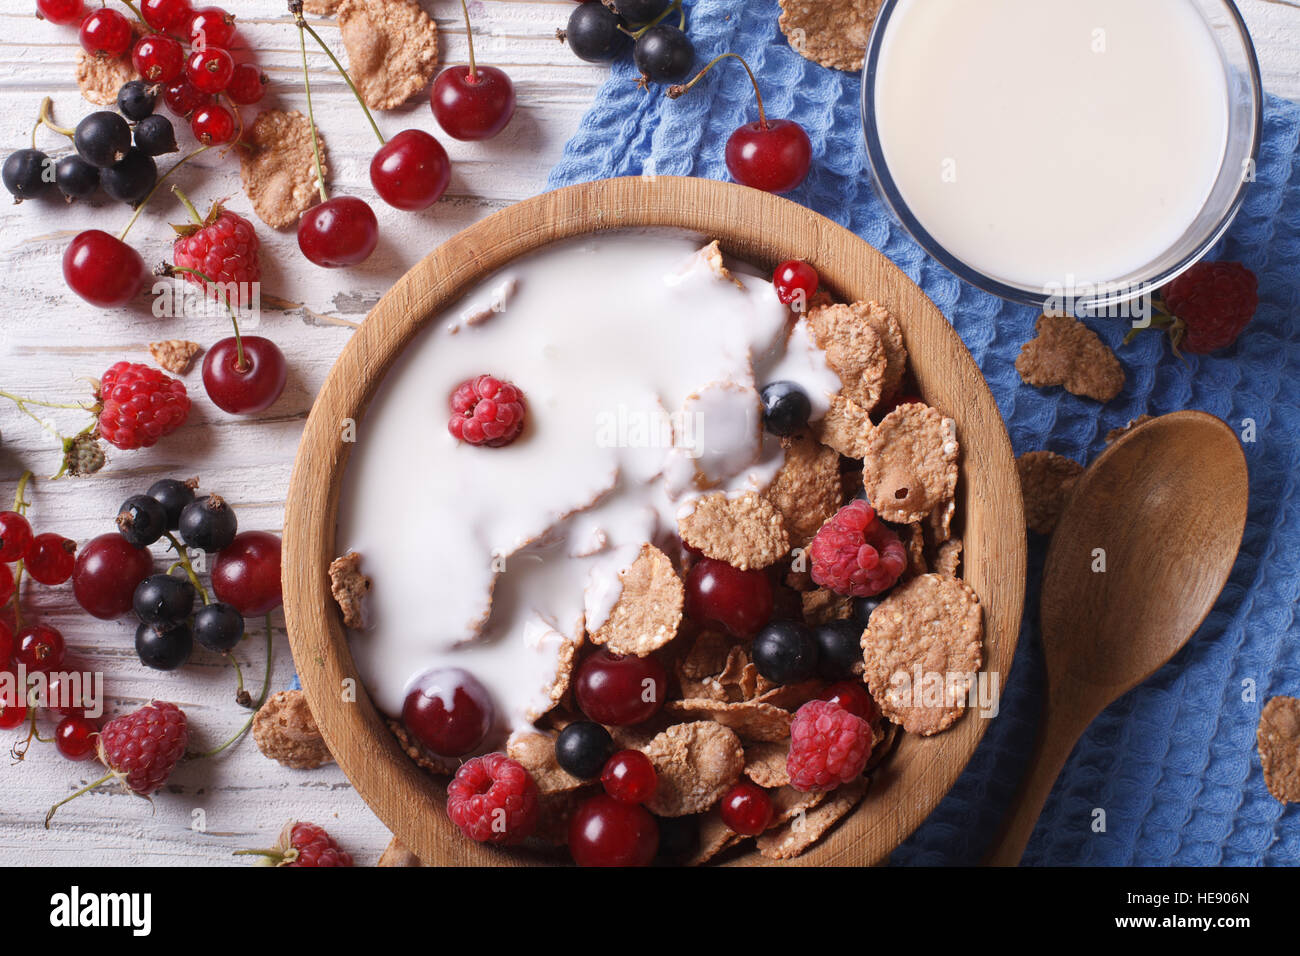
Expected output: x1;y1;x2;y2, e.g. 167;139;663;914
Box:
79;8;133;58
600;749;657;804
190;103;236;145
36;0;86;26
72;533;153;620
402;667;495;757
370;129;451;212
211;530;282;616
773;259;819;306
63;230;146;308
0;562;13;607
573;648;667;726
820;680;881;725
683;557;773;638
16;624;65;672
429;0;514;141
24;533;76;586
0;688;26;730
0;511;34;562
568;793;658;867
142;0;194;33
226;63;267;105
297;196;379;268
187;6;237;50
162;79;211;117
133;34;185;84
720;781;774;836
202;336;287;415
55;716;98;761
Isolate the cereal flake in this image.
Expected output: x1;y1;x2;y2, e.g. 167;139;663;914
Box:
860;403;959;524
678;491;790;570
1015;314;1125;402
589;544;683;656
252;690;333;769
642;721;744;817
1016;450;1083;535
778;0;883;72
766;433;842;548
815;395;874;458
506;731;584;794
801;588;853;626
665;698;793;742
149;340;201;375
338;0;439;111
1258;696;1300;804
328;551;371;629
238;109;327;230
807;300;889;410
756;778;868;859
744;739;791;789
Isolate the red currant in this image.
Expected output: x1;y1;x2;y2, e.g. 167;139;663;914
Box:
79;8;133;58
297;196;379;269
46;670;92;718
142;0;194;33
225;63;267;105
573;649;667;726
683;557;773;638
402;668;494;757
63;230;146;308
190;103;236;145
162;78;211;116
820;680;881;724
725;118;812;194
72;533;153;620
0;511;34;562
202;336;287;415
24;533;76;585
36;0;86;26
185;46;234;93
211;530;282;615
600;749;657;804
15;624;65;672
773;259;819;306
0;687;26;730
187;6;236;50
430;65;515;141
370;129;451;212
55;716;99;761
720;781;773;836
568;793;658;867
0;562;13;607
132;34;185;83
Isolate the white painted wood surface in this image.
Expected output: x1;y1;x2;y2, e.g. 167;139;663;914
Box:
1;0;1296;867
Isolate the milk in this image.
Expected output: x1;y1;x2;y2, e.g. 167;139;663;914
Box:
871;0;1229;290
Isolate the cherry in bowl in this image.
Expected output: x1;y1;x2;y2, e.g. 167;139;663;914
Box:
402;667;494;758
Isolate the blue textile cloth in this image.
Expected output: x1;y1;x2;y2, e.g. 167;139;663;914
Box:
546;0;1300;865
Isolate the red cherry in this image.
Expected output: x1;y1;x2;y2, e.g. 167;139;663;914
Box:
190;103;236;145
0;511;34;563
568;793;658;867
0;563;13;608
63;230;146;308
683;557;773;638
15;624;65;672
132;34;185;83
24;533;76;586
225;63;267;105
720;781;774;836
72;533;154;620
297;196;379;268
725;118;812;194
0;685;26;730
773;259;819;306
187;6;236;50
185;46;234;93
573;649;666;726
211;530;282;616
820;680;881;724
163;78;211;116
55;717;99;761
430;65;515;141
141;0;194;33
369;129;451;212
79;8;133;58
401;667;494;757
202;336;287;415
36;0;87;26
600;749;657;804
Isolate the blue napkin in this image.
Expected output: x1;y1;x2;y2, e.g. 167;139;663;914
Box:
547;0;1300;865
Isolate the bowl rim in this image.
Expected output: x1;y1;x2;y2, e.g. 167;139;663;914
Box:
282;176;1027;866
859;0;1264;309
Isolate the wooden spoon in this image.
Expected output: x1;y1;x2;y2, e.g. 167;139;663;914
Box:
985;411;1248;866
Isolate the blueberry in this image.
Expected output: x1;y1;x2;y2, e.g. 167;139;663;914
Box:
752;620;819;684
133;114;178;157
760;381;812;437
852;595;885;626
133;573;196;625
101;148;157;204
147;478;197;530
178;494;238;553
117;80;157;121
554;720;614;779
565;2;629;63
613;0;672;21
3;149;52;201
653;814;699;866
116;493;169;547
55;154;99;201
194;602;245;652
74;111;132;168
814;619;863;681
633;23;694;84
135;619;193;671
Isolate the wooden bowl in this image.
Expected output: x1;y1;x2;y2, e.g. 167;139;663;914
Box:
283;176;1026;866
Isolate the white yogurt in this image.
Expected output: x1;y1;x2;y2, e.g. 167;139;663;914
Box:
872;0;1229;289
337;232;843;743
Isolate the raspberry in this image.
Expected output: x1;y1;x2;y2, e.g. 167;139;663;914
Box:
1161;261;1258;354
446;752;540;844
280;822;353;867
97;701;189;795
96;362;190;450
809;500;907;597
786;699;873;792
448;374;526;447
171;202;261;302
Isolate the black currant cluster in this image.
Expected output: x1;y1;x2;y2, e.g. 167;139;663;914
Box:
115;478;244;672
2;83;177;205
562;0;696;85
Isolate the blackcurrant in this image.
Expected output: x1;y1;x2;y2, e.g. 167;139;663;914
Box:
74;111;132;168
178;494;238;553
133;573;196;626
752;620;819;684
54;154;99;201
116;493;168;547
565;2;629;63
135;619;193;670
555;720;615;779
760;381;812;437
852;594;884;626
3;149;52;200
133;114;178;157
146;478;196;530
193;601;244;652
101;149;157;204
633;24;694;84
613;0;671;22
814;619;864;681
117;80;158;121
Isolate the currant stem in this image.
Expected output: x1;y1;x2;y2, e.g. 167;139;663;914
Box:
166;265;247;371
120;0;145;24
668;52;767;127
295;13;330;204
188;615;272;758
163;531;211;605
298;18;384;145
458;0;478;81
118;144;213;241
622;0;681;39
36;97;74;139
45;771;116;828
172;185;204;226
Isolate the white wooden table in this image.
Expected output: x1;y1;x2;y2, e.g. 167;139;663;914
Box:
2;0;1297;867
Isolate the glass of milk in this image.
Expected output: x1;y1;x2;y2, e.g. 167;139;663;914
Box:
862;0;1262;312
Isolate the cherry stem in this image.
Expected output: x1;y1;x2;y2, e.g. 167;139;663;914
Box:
668;52;767;127
188;615;273;758
294;11;330;204
296;16;384;145
171;185;204;226
621;0;681;38
35;97;74;139
458;0;478;81
163;531;211;605
45;771;117;829
165;265;247;370
118;144;213;241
